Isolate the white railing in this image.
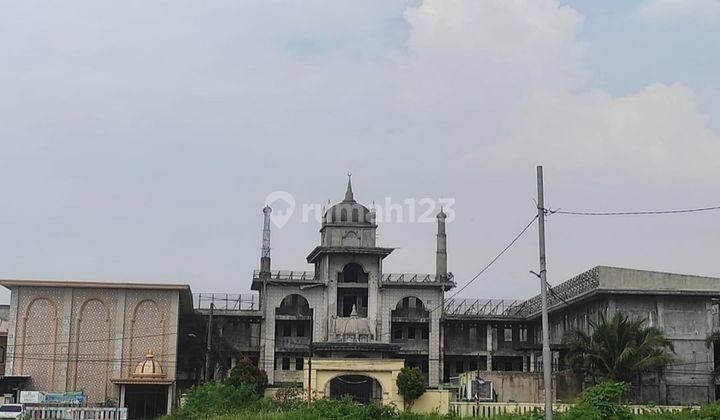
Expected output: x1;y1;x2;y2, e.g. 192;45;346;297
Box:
449;402;697;417
24;407;128;420
450;402;571;417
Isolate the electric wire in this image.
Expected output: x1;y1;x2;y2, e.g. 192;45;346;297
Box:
433;215;539;315
551;205;720;216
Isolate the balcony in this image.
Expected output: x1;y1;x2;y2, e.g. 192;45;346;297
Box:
275;336;311;350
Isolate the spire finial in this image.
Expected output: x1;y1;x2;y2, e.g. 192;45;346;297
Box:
437;205;447;219
344;172;354;202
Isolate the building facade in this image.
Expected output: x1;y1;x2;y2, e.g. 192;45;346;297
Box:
0;280;195;419
1;180;719;411
210;180;720;405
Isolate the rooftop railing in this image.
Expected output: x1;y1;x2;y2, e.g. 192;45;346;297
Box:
193;293;261;311
444;298;525;317
382;272;455;283
520;267;600;316
252;270;317;281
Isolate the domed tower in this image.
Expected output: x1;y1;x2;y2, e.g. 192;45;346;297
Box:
306;176;394;345
319;175;377;248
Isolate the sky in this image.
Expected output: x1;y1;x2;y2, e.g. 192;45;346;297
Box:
1;0;719;304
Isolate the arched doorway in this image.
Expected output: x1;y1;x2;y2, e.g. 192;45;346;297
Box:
327;374;382;404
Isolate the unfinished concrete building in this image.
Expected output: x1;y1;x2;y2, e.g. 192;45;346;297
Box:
198;180;720;405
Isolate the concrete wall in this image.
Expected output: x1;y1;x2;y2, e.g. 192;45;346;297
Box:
409;389;451;414
458;370;583;403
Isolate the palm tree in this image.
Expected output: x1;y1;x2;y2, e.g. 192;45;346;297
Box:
562;312;675;383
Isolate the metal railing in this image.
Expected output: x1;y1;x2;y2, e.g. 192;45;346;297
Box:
444;298;524;318
382;273;455;283
252;270;316;281
24;407;128;419
193;293;260;311
520;267;600;316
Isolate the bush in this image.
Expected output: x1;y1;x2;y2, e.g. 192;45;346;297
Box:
397;367;426;407
274;382;304;409
290;396;399;420
565;381;632;419
225;357;269;395
171;381;261;419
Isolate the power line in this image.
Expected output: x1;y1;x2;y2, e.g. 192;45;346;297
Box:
552;205;720;216
433;215;539;314
546;281;571;307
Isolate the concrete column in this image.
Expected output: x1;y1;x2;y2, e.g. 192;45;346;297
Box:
530;353;536;373
262;285;277;384
382;308;392;343
367;269;379;339
112;290;127;383
6;287;19;375
607;297;616;316
167;291;180;379
486;324;493;371
57;288;73;391
429;310;441;387
263;313;276;384
119;385;126;408
166;384;173;414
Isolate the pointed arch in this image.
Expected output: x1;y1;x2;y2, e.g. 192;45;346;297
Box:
72;298;111;401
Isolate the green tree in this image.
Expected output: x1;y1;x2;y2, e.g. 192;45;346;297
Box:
563;312;675;383
396;366;426;409
224;356;269;395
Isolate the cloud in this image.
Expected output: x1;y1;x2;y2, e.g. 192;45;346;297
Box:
639;0;720;23
400;0;720;178
0;0;719;299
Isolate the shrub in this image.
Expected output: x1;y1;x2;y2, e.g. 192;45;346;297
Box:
274;382;304;408
171;381;261;419
225;357;269;395
565;380;632;419
396;367;427;408
291;396;399;420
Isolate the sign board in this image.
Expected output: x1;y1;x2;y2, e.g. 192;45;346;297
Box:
18;391;85;405
43;391;85;405
469;377;493;401
19;391;42;404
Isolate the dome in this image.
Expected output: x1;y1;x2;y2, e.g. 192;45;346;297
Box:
132;349;165;379
323;176;374;225
341;305;373;340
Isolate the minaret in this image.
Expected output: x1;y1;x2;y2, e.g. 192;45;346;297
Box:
344;173;354;202
260;205;272;276
436;207;448;280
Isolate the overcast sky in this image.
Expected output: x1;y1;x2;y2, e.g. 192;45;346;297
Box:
1;0;719;304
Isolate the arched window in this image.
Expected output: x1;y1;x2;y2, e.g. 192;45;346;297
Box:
276;294;312;317
339;263;368;283
392;296;429;318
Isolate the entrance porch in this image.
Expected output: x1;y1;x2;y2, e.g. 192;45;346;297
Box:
304;358;405;408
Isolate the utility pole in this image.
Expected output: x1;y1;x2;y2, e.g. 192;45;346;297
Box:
307;343;313;403
536;165;553;420
205;302;214;382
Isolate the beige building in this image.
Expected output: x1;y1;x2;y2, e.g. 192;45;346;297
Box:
0;280;194;419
